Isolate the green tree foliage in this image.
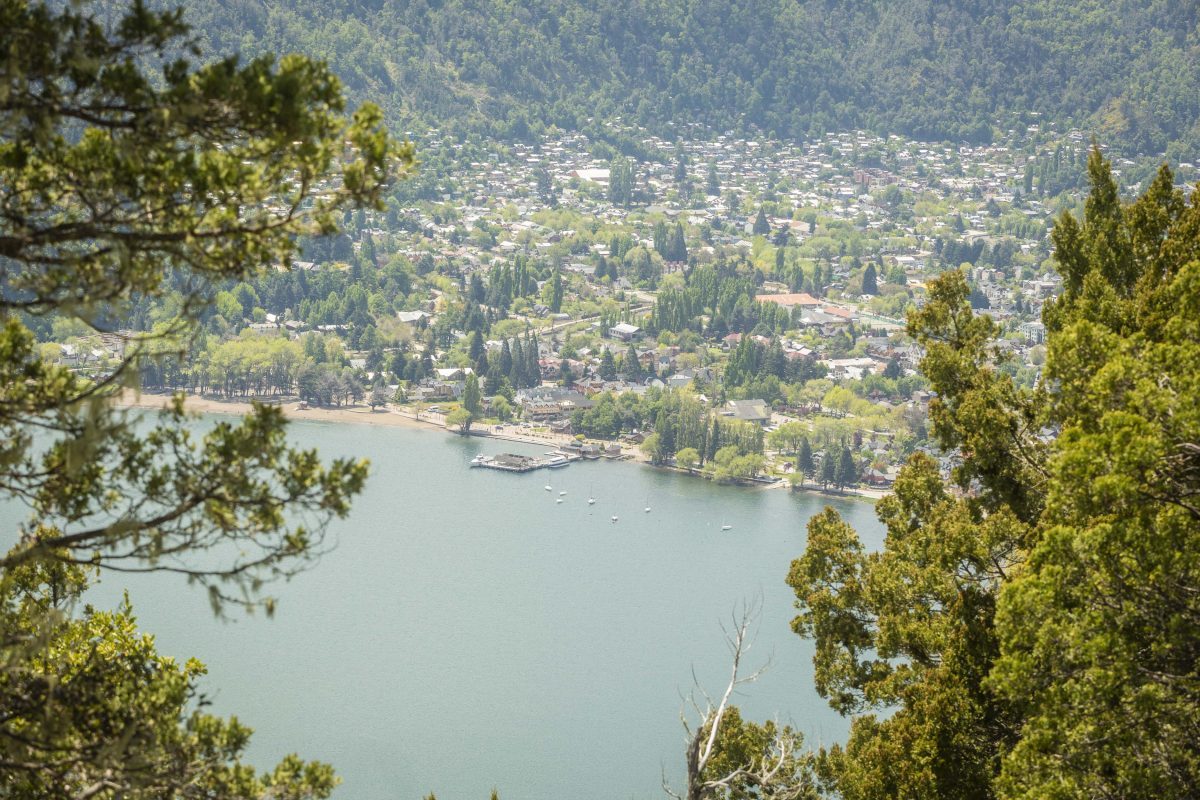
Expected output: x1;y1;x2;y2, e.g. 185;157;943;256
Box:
599;348;617;380
0;0;403;794
608;157;635;207
835;446;857;490
861;264;878;296
796;438;815;486
675;447;700;471
181;0;1200;155
786;150;1200;800
549;265;564;313
753;208;771;236
446;407;473;434
462;372;482;415
1;561;340;799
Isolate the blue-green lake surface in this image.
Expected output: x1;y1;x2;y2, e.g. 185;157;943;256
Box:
43;420;886;800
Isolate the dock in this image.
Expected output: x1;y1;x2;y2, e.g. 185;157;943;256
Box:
469;451;577;472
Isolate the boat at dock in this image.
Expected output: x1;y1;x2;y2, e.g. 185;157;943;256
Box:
469;452;577;473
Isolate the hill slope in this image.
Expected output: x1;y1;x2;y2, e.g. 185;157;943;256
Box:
178;0;1200;153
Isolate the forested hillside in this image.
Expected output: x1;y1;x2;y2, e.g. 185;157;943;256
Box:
174;0;1200;154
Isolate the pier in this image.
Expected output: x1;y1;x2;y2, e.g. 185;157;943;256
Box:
469;452;576;472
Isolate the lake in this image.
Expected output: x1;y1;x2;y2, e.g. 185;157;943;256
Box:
28;419;886;800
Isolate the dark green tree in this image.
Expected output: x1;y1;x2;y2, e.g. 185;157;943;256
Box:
599;348;617;381
835;446;857;491
705;163;720;196
0;0;404;795
623;343;643;381
549;265;564;313
668;221;688;262
753;207;771;236
786;149;1200;800
796;438;815;486
819;450;836;489
861;264;878;295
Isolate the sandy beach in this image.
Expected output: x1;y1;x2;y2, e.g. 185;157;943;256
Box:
117;391;885;500
117;391;621;456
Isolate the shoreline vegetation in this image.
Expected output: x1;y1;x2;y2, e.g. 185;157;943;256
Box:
117;391;886;502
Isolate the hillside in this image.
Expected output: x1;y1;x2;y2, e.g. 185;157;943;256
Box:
178;0;1200;154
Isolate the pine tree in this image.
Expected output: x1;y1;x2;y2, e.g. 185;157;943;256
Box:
623;343;643;381
820;450;836;489
667;221;688;262
468;330;485;362
797;438;815;486
862;263;878;295
705;163;720;196
836;446;857;491
599;348;617;381
753;207;771;236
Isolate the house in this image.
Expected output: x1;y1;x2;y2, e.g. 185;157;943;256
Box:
723;399;772;425
59;343;80;366
608;322;643;342
398;310;429;324
1020;321;1046;344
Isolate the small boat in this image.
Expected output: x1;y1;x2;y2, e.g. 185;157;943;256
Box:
721;524;733;531
559;490;567;496
544;484;552;491
556;498;564;504
588;497;596;505
544;453;569;469
611;515;619;522
644;496;651;513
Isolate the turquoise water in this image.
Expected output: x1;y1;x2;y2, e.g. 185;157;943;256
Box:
27;420;886;800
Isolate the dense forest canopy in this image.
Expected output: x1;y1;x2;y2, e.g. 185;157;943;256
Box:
169;0;1200;155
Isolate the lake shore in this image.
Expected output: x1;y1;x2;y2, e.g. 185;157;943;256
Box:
117;391;886;501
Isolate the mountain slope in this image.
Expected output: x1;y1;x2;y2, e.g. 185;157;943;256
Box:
177;0;1200;153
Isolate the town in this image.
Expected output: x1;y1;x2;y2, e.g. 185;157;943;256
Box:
43;123;1191;494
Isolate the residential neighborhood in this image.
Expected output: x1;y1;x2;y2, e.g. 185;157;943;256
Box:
42;122;1174;493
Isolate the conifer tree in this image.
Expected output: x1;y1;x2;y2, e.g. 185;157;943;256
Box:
861;263;878;295
599;348;617;381
0;0;404;794
753;207;771;236
797;438;815;486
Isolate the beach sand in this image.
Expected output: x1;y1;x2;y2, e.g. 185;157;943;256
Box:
116;391;885;500
116;391;617;454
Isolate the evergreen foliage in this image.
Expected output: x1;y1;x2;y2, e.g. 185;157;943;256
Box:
787;149;1200;799
180;0;1200;154
0;0;403;795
